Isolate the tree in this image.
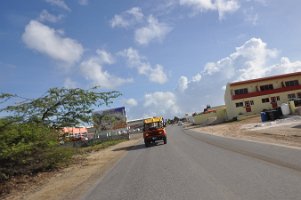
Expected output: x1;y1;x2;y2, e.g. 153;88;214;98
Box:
173;116;180;123
0;87;121;128
0;87;121;182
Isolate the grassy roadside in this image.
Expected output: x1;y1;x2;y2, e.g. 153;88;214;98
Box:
0;138;127;198
77;139;127;154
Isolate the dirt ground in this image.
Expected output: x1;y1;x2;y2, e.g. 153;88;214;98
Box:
2;138;141;200
190;115;301;148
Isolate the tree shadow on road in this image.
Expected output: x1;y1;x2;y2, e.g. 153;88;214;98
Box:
113;142;164;151
113;144;146;151
292;124;301;129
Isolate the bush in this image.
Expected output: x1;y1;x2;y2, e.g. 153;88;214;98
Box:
0;119;74;182
79;139;126;154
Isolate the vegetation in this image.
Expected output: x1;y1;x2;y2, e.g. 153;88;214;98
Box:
0;121;74;182
1;87;121;128
0;87;121;184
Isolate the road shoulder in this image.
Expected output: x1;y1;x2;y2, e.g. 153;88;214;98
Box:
3;138;141;200
186;115;301;149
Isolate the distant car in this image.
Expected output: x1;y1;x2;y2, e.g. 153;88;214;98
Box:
178;121;183;126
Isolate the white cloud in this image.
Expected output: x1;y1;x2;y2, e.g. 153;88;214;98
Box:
135;15;172;45
119;47;142;67
39;10;64;23
143;92;181;117
125;98;138;107
203;61;221;75
203;37;278;81
111;15;129;28
78;0;89;5
174;72;231;114
268;57;301;75
177;73;202;92
64;78;77;88
127;7;144;20
110;9;171;46
120;47;168;84
110;7;144;28
45;0;71;11
22;20;83;65
149;65;168;84
178;76;189;92
192;73;202;82
96;49;115;65
80;50;132;89
179;0;240;19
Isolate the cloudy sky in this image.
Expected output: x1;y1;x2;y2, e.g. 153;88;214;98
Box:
1;0;301;119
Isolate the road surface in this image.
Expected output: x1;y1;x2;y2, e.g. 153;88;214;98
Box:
82;125;301;200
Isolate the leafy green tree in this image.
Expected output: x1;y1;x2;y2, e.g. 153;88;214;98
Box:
173;116;180;122
0;87;121;183
0;87;121;128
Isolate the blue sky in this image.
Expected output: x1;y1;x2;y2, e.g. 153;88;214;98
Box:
1;0;301;120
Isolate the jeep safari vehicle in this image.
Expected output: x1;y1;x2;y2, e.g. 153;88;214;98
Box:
143;117;167;147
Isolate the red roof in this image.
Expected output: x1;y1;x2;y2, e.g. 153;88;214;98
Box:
230;71;301;86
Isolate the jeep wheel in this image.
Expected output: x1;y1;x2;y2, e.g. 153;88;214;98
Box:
163;137;167;144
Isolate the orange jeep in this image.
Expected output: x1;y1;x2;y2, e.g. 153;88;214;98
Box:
143;117;167;147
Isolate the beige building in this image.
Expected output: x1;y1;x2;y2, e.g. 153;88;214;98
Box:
193;105;227;125
225;72;301;120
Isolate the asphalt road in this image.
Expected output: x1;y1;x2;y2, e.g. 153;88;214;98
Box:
82;125;301;200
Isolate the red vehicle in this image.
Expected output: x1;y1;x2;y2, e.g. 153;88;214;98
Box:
143;117;167;147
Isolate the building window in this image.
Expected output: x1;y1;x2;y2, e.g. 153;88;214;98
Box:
262;98;269;103
235;102;244;107
285;80;299;87
288;93;296;100
234;88;248;95
260;84;274;91
250;100;254;105
297;93;301;98
276;96;280;101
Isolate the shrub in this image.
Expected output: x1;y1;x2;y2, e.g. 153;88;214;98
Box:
0;120;74;182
